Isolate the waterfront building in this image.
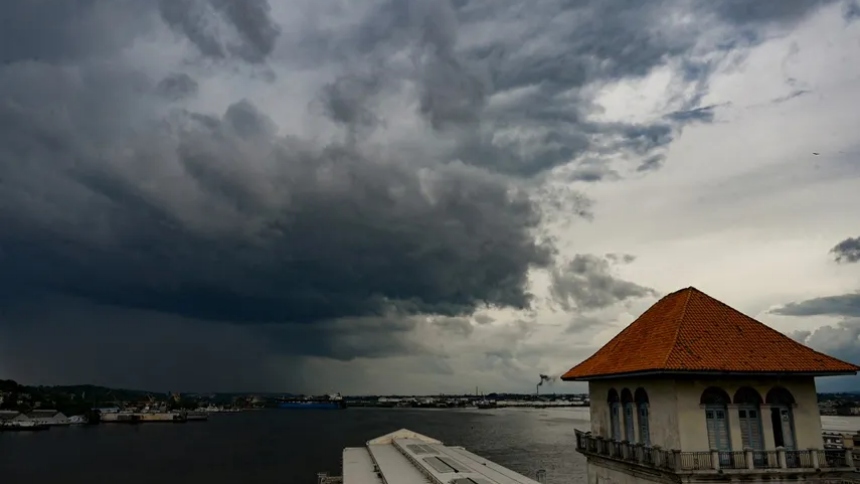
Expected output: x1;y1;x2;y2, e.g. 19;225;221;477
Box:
563;287;859;484
0;410;31;424
26;409;70;426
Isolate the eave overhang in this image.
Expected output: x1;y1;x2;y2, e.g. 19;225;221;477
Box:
561;368;859;382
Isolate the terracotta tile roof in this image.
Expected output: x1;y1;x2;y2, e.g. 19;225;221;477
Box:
561;287;860;381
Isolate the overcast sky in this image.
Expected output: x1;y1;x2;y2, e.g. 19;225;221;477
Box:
1;0;859;395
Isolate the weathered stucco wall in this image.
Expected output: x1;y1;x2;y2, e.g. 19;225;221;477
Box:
588;378;680;449
674;376;821;452
587;376;822;452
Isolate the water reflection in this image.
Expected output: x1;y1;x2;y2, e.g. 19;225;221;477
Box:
0;407;853;484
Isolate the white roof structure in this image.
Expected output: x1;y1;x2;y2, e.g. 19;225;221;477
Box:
334;429;544;484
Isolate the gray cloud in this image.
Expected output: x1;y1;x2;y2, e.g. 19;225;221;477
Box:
0;0;841;390
473;314;495;325
637;154;665;173
0;0;156;64
772;293;860;317
773;235;860;317
846;0;860;21
158;0;281;63
156;73;199;101
832;236;860;263
771;89;811;105
550;254;658;312
605;253;636;264
565;315;606;334
712;0;835;27
789;318;860;391
666;105;719;124
298;0;826;178
567;162;619;183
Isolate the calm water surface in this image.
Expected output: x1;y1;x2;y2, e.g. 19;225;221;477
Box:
1;407;589;484
1;408;857;484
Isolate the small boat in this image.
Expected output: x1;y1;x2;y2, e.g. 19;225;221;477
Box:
277;393;346;410
185;411;209;421
0;421;50;432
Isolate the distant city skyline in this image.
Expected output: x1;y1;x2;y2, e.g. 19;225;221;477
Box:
1;0;859;394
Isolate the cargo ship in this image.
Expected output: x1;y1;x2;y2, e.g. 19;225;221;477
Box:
277;393;346;409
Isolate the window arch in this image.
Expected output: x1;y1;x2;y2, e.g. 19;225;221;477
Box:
734;387;764;453
634;388;650;446
766;387;796;451
765;387;795;406
620;388;635;442
733;387;763;405
608;388;619;403
608;388;621;441
701;387;731;453
700;387;731;405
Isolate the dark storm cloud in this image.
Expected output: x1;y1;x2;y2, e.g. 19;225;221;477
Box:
772;293;860;317
262;315;429;361
158;0;281;63
0;301;279;392
832;236;860;263
0;0;841;388
550;254;658;311
0;84;552;323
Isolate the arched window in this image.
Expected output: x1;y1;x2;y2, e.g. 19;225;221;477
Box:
608;389;621;441
621;388;635;442
634;388;650;446
766;387;796;450
733;387;764;452
765;387;795;406
701;387;731;452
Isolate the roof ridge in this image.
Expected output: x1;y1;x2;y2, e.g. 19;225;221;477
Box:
670;287;858;369
662;287;694;368
563;289;672;371
560;286;860;381
693;288;851;361
742;303;859;367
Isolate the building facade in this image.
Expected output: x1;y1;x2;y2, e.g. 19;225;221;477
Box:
26;409;70;426
0;410;31;424
563;287;859;484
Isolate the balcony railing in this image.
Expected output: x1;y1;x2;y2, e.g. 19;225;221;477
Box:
575;430;855;473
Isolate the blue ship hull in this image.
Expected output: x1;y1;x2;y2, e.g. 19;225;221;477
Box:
277;401;345;410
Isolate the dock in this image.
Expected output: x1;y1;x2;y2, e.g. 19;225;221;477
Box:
317;428;546;484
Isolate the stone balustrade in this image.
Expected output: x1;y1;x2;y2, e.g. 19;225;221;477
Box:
575;429;855;473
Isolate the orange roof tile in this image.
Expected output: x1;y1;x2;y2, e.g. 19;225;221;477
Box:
561;287;859;381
